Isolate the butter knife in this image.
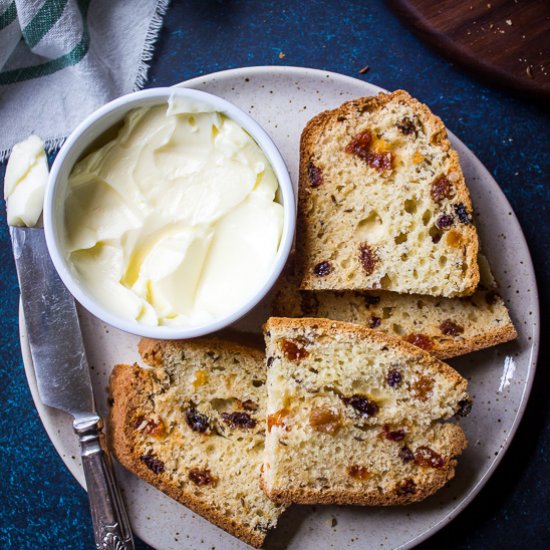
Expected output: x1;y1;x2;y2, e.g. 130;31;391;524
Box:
10;227;134;550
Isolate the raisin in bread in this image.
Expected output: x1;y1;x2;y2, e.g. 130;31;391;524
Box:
297;90;479;297
262;318;470;505
109;338;284;548
272;255;516;359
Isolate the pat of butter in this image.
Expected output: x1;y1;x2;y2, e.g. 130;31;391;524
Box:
64;98;284;327
4;135;49;227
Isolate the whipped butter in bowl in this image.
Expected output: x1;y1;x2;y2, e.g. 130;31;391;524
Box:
44;88;295;338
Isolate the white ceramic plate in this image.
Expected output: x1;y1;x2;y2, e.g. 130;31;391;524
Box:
20;66;539;550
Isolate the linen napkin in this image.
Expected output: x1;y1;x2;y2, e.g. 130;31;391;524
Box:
0;0;170;161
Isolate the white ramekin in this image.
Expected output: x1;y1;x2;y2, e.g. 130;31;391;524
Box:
44;87;295;339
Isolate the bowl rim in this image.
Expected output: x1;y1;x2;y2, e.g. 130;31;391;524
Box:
44;87;295;339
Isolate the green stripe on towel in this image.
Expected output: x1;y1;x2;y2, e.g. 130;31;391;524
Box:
0;0;90;86
0;1;17;30
22;0;69;48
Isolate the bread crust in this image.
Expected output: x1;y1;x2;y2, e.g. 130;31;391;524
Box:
430;324;518;359
138;336;265;368
109;338;271;548
296;90;480;297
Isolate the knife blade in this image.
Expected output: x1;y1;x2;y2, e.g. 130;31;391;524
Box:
10;226;134;550
11;226;96;421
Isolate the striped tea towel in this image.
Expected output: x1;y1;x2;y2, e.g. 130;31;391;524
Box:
0;0;170;161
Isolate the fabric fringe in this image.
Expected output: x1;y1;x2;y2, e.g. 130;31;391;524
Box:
0;148;12;163
44;136;67;156
133;0;171;92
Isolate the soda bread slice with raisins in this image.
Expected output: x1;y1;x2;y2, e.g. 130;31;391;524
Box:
109;338;284;548
262;317;470;505
272;255;516;359
297;90;479;297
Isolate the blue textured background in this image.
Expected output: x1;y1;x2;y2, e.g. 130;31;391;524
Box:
1;1;549;549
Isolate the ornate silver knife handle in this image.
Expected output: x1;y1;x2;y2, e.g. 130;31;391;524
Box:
74;417;135;550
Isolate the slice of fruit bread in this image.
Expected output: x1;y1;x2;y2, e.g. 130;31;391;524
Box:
271;255;516;359
109;338;284;548
296;90;480;297
262;317;471;505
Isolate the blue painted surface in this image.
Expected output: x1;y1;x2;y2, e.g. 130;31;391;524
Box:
0;1;549;548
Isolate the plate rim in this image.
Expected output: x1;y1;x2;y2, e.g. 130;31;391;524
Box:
19;65;540;550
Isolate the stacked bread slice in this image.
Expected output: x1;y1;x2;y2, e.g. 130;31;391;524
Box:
272;255;516;360
262;318;470;505
109;338;284;548
296;90;479;297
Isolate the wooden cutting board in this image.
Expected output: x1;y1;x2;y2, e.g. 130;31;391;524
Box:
388;0;550;100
